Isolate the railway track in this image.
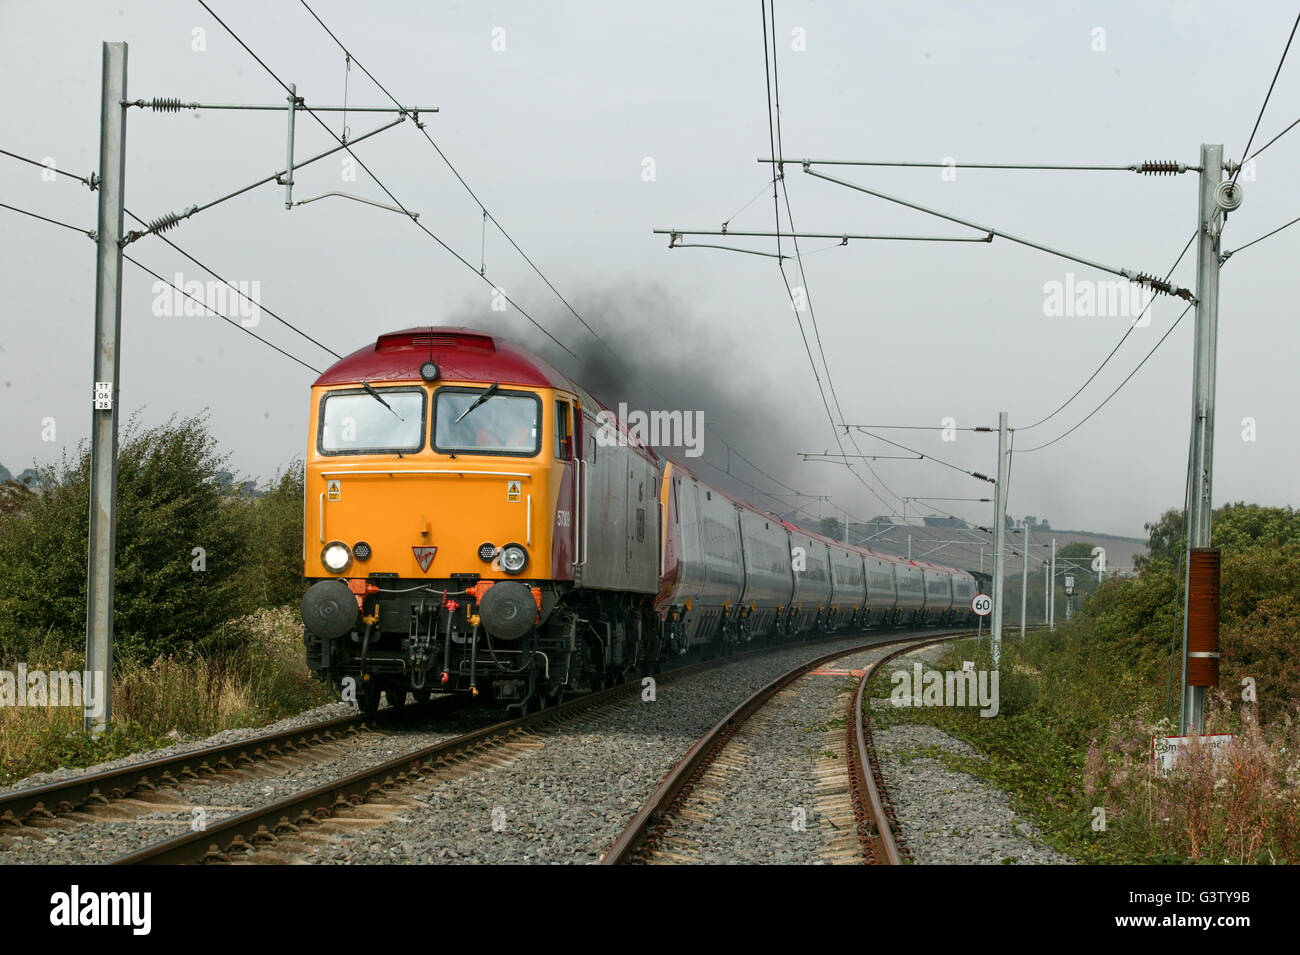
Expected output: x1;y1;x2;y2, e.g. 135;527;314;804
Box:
0;627;975;865
108;632;922;864
0;705;398;832
598;630;970;865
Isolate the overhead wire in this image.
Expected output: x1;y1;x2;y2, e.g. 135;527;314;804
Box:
1;144;339;372
763;0;901;518
289;0;858;522
0;199;95;238
1230;9;1300;186
1020;232;1196;431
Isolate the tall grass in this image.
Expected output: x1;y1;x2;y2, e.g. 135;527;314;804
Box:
1084;701;1300;864
0;607;332;785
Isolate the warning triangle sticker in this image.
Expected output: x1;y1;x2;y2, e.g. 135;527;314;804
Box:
412;546;437;572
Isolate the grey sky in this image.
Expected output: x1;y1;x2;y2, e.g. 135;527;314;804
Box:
2;0;1298;541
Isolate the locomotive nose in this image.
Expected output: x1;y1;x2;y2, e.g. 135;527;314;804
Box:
303;579;360;639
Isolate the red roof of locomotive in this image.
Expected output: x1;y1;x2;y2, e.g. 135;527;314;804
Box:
314;326;577;389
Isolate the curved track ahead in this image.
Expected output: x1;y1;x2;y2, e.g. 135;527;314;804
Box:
599;630;973;865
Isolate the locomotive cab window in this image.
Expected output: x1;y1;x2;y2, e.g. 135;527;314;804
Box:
555;399;572;459
318;387;426;454
434;387;541;456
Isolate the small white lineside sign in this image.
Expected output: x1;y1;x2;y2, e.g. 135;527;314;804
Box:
1153;733;1233;774
971;593;992;616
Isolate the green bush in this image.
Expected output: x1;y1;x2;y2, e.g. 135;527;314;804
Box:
0;414;306;661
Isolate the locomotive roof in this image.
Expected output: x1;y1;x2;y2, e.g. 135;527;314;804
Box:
314;326;578;390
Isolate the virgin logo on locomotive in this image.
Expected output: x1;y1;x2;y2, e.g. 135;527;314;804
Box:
595;403;704;457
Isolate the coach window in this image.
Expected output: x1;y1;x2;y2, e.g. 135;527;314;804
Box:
555;400;572;459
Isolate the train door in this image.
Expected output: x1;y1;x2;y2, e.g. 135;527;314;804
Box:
556;398;577;575
626;460;634;574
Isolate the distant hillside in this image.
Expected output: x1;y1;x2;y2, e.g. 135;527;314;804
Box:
0;462;263;495
786;513;1147;576
0;463;40;486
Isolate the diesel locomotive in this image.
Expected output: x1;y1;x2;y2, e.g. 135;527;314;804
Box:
300;327;977;714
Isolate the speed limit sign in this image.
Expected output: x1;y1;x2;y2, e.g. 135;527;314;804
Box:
971;593;992;617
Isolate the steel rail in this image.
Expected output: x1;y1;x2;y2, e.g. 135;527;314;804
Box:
0;703;441;828
848;636;959;863
111;629;925;864
599;628;974;865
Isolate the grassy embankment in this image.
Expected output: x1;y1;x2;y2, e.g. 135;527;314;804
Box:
867;504;1300;864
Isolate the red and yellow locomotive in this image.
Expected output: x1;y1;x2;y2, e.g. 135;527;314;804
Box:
301;327;660;714
300;326;978;714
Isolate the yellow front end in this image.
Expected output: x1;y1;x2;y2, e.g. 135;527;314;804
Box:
300;376;581;711
304;380;574;584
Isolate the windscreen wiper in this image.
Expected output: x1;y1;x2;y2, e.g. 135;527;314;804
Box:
362;380;404;421
455;381;500;424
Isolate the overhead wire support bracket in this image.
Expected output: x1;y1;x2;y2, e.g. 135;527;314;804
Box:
794;163;1198;304
121;112;407;244
292;191;419;220
657;227;993;245
758;157;1198;174
123;97;438;113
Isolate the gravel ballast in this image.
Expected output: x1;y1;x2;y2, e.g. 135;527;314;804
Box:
871;646;1073;865
303;635;915;865
640;646;891;864
0;702;493;865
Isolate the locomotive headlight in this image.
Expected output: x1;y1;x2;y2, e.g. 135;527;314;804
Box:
477;542;498;562
498;544;528;575
321;541;352;573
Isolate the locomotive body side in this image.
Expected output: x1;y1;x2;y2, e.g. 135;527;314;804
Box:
571;383;661;595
